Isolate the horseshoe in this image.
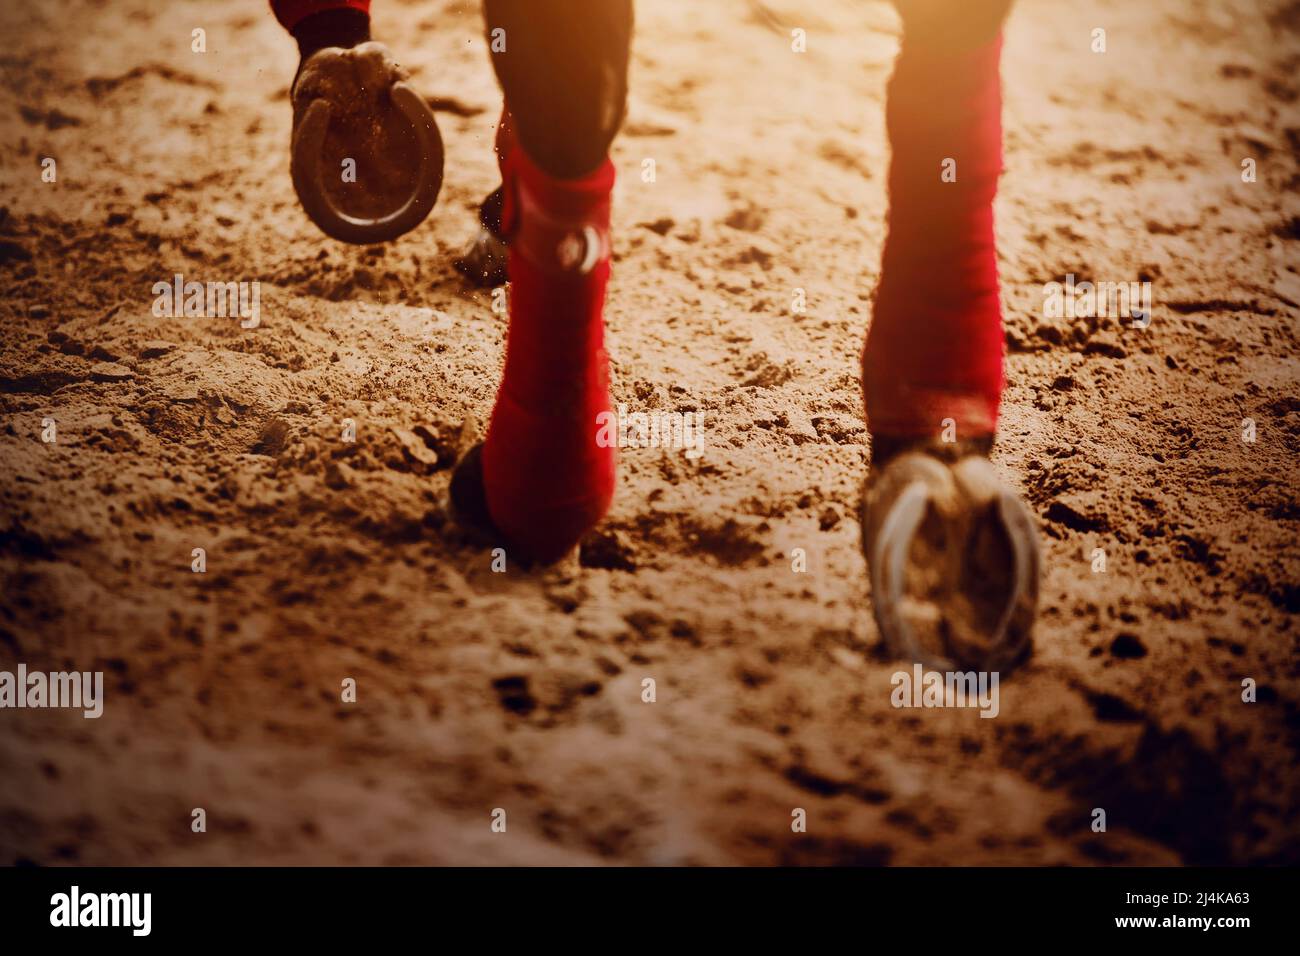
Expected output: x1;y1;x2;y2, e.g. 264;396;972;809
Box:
291;81;444;244
988;483;1040;670
864;453;1040;673
950;455;1039;671
870;477;947;669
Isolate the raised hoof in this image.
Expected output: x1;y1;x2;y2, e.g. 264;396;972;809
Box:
862;451;1040;674
290;43;444;244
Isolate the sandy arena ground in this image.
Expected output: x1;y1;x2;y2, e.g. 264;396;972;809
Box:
1;0;1298;865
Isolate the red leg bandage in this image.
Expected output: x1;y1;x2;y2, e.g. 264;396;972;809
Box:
480;130;617;564
864;33;1006;441
270;0;370;32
